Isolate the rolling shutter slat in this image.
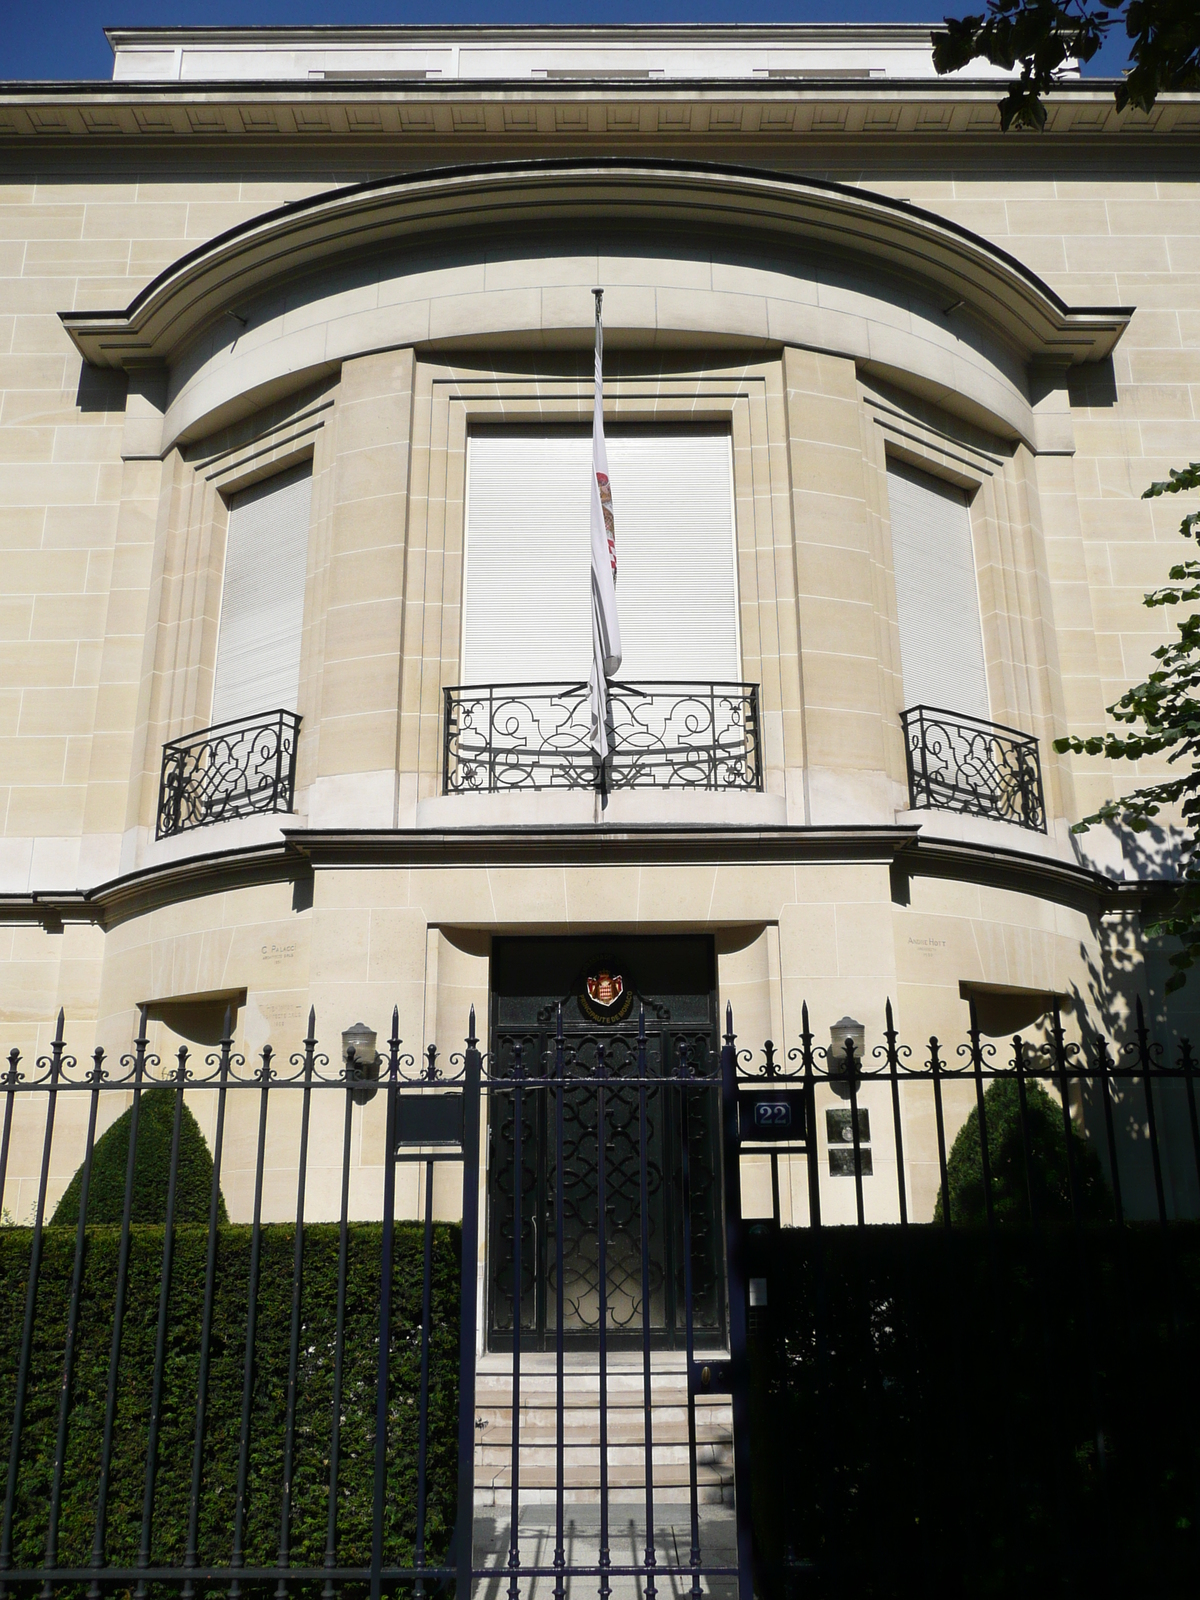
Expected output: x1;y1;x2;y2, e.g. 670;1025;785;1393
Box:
211;463;311;724
887;459;989;721
462;428;739;684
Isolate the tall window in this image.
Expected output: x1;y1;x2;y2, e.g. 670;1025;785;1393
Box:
462;426;740;683
211;462;312;724
886;458;988;721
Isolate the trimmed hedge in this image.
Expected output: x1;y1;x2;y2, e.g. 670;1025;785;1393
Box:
934;1075;1112;1225
0;1221;460;1589
51;1088;228;1227
748;1222;1200;1598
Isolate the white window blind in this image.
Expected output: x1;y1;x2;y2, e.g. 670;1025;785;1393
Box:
886;458;989;722
211;462;311;725
462;427;740;684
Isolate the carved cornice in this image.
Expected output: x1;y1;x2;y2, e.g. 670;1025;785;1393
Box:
0;823;1176;932
57;158;1132;371
4;76;1198;142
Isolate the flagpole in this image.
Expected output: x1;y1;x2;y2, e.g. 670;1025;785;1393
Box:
589;285;622;795
593;287;606;803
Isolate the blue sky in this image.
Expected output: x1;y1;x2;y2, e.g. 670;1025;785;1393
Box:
3;0;1133;84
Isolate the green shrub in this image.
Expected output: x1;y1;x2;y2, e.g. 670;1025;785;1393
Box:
0;1221;460;1587
748;1222;1200;1598
51;1087;228;1227
934;1074;1112;1225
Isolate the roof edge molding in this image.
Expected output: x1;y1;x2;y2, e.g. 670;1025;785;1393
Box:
59;158;1131;371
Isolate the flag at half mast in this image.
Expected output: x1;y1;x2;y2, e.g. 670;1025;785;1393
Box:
589;288;622;763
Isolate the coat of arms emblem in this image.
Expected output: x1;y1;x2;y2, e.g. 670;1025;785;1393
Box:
579;962;633;1024
586;969;624;1008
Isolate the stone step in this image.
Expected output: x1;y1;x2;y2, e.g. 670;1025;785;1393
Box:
473;1465;729;1504
474;1362;720;1382
475;1381;718;1399
476;1376;694;1390
471;1355;735;1510
474;1484;733;1508
476;1414;723;1440
474;1382;730;1405
480;1440;732;1465
475;1403;727;1427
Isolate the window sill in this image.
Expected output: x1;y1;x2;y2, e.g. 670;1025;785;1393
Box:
416;788;787;830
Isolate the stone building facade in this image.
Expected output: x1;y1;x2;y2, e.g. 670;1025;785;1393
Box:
1;24;1198;1228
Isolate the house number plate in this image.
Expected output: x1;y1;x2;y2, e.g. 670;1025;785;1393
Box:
737;1089;806;1142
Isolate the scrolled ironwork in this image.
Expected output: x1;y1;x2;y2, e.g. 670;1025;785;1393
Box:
156;709;301;839
442;679;762;794
902;703;1046;832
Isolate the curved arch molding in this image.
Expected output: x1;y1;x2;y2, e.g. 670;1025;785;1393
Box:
60;159;1131;447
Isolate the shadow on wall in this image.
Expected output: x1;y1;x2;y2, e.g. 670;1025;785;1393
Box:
1072;821;1200;1221
74;364;127;414
1066;357;1118;409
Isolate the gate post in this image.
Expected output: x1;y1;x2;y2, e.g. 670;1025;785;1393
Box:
454;1008;483;1596
720;1004;755;1600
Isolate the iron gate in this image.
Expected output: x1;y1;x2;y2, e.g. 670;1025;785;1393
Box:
485;1019;725;1352
477;1003;754;1599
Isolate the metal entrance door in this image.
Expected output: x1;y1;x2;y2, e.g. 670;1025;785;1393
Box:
486;938;723;1351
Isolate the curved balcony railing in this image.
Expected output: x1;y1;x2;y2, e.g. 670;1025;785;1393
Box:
443;680;762;794
902;704;1046;832
157;710;301;839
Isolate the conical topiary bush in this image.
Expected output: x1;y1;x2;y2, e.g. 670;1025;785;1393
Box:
934;1074;1111;1225
51;1086;227;1226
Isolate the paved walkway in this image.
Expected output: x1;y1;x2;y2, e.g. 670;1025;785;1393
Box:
473;1506;739;1600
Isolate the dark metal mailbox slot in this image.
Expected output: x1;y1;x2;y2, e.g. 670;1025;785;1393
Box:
737;1088;806;1142
395;1091;464;1149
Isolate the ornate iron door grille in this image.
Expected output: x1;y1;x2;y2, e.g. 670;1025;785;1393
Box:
901;703;1046;831
486;1018;725;1351
443;679;762;793
157;710;301;838
478;1005;756;1600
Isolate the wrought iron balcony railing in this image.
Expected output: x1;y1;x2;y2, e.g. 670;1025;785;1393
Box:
902;704;1046;833
443;680;762;794
157;710;301;839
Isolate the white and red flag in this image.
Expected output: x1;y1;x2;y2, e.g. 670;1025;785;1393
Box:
589;288;622;763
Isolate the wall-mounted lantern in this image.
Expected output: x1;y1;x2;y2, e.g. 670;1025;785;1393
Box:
828;1016;865;1093
342;1020;380;1104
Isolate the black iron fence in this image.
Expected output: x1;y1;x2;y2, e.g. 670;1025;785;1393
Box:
0;1007;756;1600
902;704;1046;831
442;681;762;794
157;711;301;839
0;1012;480;1599
738;998;1200;1597
4;998;1200;1597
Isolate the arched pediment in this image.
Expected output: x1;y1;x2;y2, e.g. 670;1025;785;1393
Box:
62;159;1129;372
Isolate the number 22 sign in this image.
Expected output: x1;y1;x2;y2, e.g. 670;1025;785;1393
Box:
737;1089;806;1142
